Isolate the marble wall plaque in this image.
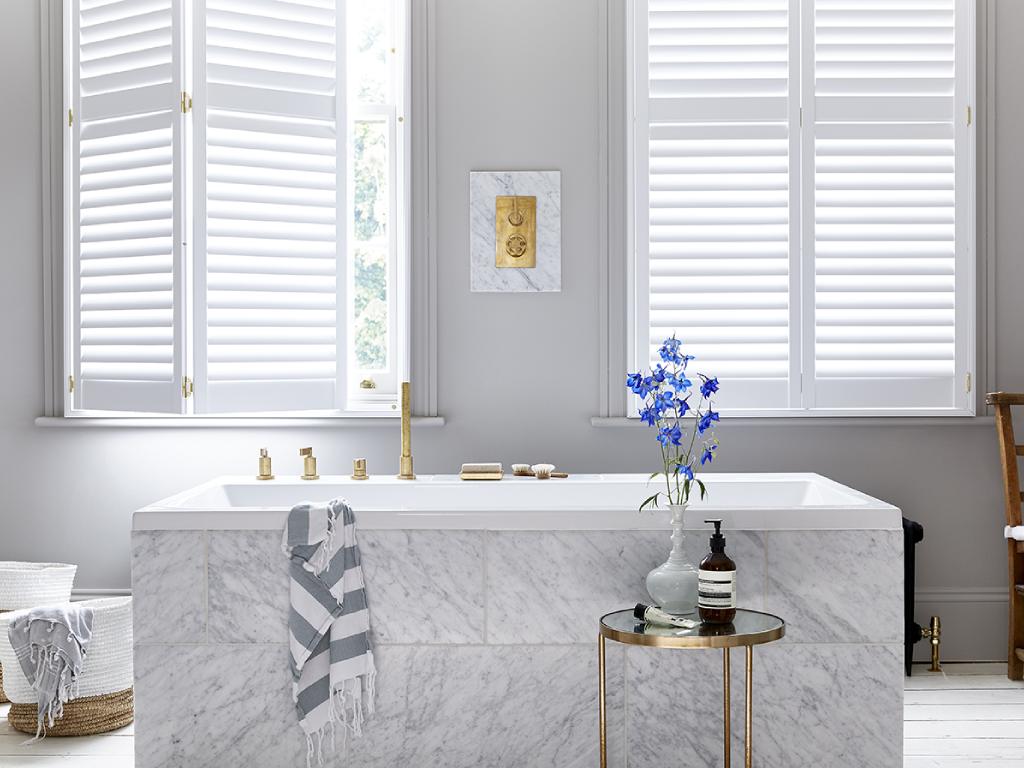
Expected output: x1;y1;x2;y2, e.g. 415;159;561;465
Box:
470;170;561;292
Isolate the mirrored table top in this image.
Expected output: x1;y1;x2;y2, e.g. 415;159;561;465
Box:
600;608;785;648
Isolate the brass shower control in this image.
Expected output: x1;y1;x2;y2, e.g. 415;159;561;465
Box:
495;195;537;268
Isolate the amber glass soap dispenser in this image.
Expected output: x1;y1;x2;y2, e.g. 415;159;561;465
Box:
698;519;737;624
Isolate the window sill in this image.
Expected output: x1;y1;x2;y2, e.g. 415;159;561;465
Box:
591;415;994;428
35;415;446;429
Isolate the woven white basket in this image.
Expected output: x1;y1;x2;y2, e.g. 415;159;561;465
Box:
0;597;133;704
0;563;76;611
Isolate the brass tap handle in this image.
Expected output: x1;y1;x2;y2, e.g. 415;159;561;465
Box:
257;448;274;481
299;447;319;481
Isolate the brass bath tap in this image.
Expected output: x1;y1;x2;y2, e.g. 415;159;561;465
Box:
299;447;320;480
397;381;415;479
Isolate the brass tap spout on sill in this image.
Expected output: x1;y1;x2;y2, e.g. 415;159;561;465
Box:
299;447;319;480
397;381;415;480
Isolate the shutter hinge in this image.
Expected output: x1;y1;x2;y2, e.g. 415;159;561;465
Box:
967;105;972;126
799;107;803;127
67;374;74;393
182;376;194;399
180;91;192;114
965;372;972;393
68;108;73;127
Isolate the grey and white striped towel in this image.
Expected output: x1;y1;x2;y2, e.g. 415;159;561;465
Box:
283;498;375;765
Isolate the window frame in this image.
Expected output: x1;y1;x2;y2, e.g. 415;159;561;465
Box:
54;0;416;420
624;0;978;419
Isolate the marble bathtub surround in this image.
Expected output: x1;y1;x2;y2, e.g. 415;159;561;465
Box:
469;171;561;292
133;525;900;767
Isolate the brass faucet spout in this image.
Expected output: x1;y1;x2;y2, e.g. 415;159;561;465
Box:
397;382;415;479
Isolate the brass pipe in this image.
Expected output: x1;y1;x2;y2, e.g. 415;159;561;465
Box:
921;615;942;672
397;381;415;479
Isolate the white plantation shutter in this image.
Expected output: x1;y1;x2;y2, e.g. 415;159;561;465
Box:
807;0;970;409
632;0;974;414
639;0;793;410
194;0;343;413
69;0;185;413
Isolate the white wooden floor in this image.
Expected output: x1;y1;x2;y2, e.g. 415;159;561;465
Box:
0;663;1021;766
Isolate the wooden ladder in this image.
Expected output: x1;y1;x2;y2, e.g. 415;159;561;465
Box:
987;392;1024;680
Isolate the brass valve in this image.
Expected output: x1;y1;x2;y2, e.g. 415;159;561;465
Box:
257;448;274;481
920;615;942;672
352;458;368;480
299;447;319;481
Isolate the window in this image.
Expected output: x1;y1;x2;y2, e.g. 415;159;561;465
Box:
628;0;975;415
63;0;408;415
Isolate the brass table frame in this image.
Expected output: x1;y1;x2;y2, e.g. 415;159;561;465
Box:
598;609;785;768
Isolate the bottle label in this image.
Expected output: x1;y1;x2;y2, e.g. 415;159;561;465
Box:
698;570;736;609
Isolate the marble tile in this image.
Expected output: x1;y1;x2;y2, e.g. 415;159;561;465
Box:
208;531;290;644
764;530;903;643
753;644;903;768
135;643;625;768
626;643;902;768
485;531;666;644
469;170;561;292
130;531;205;644
134;644;304;768
359;530;486;644
486;530;765;643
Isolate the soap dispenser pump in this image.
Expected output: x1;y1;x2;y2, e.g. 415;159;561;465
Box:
698;519;736;624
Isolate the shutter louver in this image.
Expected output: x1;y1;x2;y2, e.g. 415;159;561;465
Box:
71;0;183;413
810;0;961;408
196;0;341;413
644;0;792;409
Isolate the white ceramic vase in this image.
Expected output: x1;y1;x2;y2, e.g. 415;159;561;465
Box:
645;504;698;615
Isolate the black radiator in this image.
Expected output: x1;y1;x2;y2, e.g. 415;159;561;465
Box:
903;517;924;676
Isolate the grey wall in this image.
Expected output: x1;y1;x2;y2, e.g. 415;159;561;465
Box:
1;0;1020;661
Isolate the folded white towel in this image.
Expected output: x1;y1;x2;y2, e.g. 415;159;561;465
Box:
1004;525;1024;541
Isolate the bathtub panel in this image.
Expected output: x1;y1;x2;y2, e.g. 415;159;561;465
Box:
208;530;290;644
131;531;206;644
764;530;904;644
359;530;487;644
134;643;626;768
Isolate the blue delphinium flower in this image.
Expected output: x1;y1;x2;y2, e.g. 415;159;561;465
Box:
659;337;683;364
670;372;693;392
654;390;676;415
625;335;720;508
700;377;720;399
698;410;720;434
657;425;683;446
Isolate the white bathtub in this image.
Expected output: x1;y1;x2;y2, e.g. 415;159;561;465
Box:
133;472;899;531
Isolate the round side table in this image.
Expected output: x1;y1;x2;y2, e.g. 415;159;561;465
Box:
598;608;785;768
